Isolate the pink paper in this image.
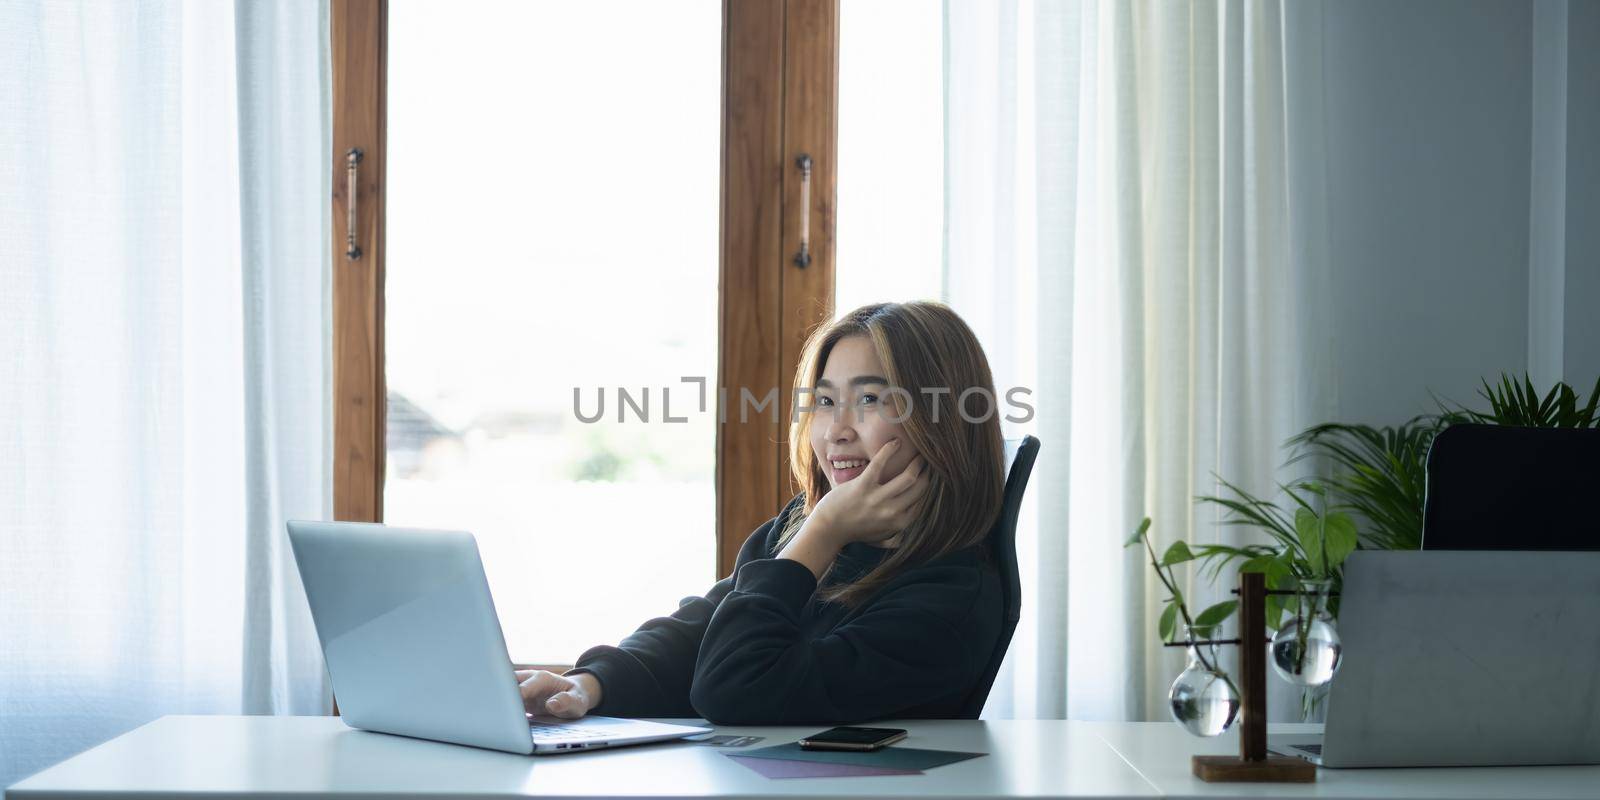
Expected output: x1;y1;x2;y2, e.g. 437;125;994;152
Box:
726;755;922;779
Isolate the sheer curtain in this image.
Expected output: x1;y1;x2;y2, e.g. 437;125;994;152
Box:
0;0;331;787
945;0;1331;721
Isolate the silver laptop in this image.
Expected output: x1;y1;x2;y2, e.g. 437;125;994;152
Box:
1270;550;1600;768
286;520;711;755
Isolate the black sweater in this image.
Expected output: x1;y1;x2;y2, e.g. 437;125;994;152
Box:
566;494;1003;725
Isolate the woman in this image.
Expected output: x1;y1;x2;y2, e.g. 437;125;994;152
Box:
517;301;1008;725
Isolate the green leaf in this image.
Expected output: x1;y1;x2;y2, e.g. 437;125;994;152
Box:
1295;507;1325;575
1321;511;1359;571
1265;556;1295;589
1161;540;1196;566
1194;600;1238;629
1237;554;1276;575
1125;517;1152;547
1195;544;1273;582
1158;601;1179;642
1450;372;1600;429
1285;418;1435;551
1266;593;1286;631
1198;475;1301;554
1279;482;1315;513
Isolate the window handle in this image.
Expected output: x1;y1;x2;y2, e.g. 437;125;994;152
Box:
793;153;812;268
346;147;364;261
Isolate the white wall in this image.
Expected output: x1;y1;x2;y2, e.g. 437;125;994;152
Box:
1288;0;1597;426
1565;0;1600;384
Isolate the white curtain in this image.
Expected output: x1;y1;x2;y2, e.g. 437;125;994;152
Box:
0;0;331;787
946;0;1332;720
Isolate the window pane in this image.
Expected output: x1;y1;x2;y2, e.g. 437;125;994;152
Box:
836;0;945;314
385;0;720;664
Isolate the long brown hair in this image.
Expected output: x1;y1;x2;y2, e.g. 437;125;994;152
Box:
778;301;1006;607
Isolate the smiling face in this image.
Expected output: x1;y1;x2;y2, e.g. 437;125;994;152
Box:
809;335;917;490
779;302;1008;602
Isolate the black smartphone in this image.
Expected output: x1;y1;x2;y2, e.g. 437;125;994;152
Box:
796;726;908;751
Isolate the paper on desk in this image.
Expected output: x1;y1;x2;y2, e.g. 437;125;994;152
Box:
733;742;985;771
684;734;766;747
726;755;921;779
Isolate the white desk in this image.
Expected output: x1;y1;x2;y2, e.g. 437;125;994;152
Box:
4;716;1156;800
8;716;1600;800
1085;722;1600;800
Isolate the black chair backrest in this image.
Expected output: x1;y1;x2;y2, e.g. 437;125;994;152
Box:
956;434;1040;718
1422;424;1600;550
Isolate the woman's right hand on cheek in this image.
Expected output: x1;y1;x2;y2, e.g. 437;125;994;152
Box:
516;669;601;719
810;439;928;545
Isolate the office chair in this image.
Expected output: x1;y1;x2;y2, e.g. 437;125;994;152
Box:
1421;423;1600;550
956;434;1041;719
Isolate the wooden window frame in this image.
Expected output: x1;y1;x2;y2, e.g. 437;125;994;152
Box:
717;0;839;578
330;0;386;525
330;0;838;666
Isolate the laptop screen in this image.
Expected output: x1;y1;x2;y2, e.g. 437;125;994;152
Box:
1421;424;1600;550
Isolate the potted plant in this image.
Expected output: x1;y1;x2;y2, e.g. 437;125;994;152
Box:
1134;373;1600;723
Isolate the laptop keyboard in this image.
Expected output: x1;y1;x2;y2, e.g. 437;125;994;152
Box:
1294;743;1323;755
529;723;609;740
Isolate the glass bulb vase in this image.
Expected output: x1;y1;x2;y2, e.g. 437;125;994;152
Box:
1270;578;1343;687
1168;627;1240;737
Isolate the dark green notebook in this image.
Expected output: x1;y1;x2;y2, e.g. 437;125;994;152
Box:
733;742;985;771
